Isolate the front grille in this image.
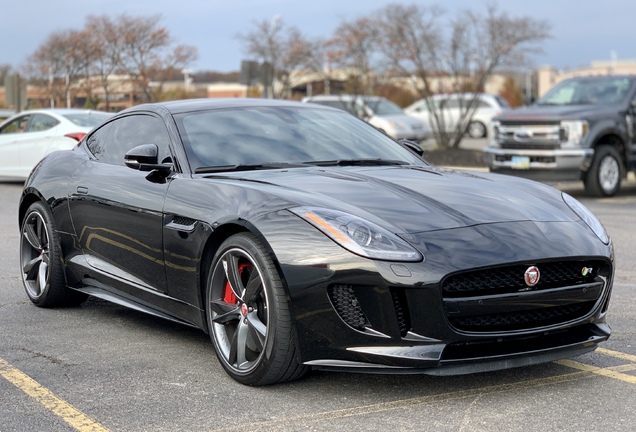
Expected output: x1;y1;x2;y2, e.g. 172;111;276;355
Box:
441;260;609;333
500;143;559;150
443;260;605;298
449;302;593;332
328;284;369;331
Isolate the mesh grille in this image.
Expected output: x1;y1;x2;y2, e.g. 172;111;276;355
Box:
443;260;604;298
171;216;196;226
328;285;368;331
450;302;593;332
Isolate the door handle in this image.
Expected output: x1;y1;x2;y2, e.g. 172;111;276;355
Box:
77;186;88;195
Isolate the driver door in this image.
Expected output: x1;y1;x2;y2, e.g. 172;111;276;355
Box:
68;113;174;294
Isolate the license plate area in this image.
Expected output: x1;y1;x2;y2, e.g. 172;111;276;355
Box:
511;156;530;169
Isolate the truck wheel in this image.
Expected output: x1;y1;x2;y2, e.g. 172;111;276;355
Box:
584;146;623;197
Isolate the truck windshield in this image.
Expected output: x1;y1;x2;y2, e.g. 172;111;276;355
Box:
538;77;634;105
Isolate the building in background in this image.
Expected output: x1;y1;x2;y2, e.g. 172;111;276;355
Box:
538;59;636;97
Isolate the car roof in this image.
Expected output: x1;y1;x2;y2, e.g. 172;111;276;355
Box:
9;108;103;116
127;98;341;115
303;94;385;102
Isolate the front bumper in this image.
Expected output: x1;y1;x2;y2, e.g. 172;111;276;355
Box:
306;323;610;375
269;217;614;375
483;147;594;182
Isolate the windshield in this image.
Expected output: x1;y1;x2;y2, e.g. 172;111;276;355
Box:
174;106;423;171
366;99;404;115
538;77;634;105
63;112;112;127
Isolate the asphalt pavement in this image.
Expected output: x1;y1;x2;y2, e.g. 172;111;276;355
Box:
1;156;636;431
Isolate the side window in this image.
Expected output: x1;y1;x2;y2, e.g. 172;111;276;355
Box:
29;114;59;132
86;122;113;159
442;99;460;109
0;115;30;134
87;115;171;166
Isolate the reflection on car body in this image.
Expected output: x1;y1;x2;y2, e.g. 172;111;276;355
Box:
19;98;614;386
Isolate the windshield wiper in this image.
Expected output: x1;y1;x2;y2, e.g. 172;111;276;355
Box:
303;158;409;167
195;162;310;174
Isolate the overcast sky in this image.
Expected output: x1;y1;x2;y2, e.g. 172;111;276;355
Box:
2;0;634;74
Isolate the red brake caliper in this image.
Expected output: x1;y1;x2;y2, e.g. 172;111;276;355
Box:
223;262;250;304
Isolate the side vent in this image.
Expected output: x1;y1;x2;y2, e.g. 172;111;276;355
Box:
328;284;369;331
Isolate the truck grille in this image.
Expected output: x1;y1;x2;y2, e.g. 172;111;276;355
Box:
496;123;561;148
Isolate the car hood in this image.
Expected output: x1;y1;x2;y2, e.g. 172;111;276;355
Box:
215;166;577;234
495;104;619;122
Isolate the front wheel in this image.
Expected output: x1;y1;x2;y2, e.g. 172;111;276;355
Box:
206;233;308;385
584;146;623;197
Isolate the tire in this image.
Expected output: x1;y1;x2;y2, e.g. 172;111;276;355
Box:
205;233;308;385
20;202;88;307
584;146;623;197
467;121;486;138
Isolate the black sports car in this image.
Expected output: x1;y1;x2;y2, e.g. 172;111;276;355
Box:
19;99;614;386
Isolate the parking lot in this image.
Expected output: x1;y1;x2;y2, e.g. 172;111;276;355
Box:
1;171;635;432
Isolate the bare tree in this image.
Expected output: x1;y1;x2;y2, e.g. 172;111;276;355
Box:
25;29;92;108
238;17;315;99
326;16;381;101
87;14;126;111
117;14;197;103
376;3;550;148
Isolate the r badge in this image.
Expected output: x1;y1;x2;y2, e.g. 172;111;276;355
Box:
524;266;540;287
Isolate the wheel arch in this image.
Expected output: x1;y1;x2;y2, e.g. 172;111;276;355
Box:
197;218;284;333
18;189;46;229
592;133;627;176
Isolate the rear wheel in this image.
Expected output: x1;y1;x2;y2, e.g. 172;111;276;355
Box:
206;233;308;385
584;146;623;197
20;201;87;307
467;121;486;138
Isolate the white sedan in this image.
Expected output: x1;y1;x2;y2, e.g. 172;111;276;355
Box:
0;109;112;179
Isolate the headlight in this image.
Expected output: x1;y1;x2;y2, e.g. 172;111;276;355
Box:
290;207;423;262
490;120;501;146
559;120;588;148
562;193;609;244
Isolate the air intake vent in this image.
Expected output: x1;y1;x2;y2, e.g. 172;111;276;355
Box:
328;284;368;331
391;288;411;337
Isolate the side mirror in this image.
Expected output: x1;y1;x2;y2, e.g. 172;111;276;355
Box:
397;139;425;157
124;144;172;174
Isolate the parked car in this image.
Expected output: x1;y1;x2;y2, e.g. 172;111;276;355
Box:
20;98;613;386
405;93;510;138
484;75;636;196
0;109;16;121
0;109;112;179
302;94;430;141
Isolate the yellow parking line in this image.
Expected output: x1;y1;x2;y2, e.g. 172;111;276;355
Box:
556;358;636;384
211;368;605;431
0;357;109;432
596;347;636;363
212;361;636;432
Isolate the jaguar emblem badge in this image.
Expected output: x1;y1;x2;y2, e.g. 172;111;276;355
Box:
524;266;540;287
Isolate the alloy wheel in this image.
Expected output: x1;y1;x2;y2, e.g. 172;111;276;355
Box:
208;248;269;374
20;211;51;299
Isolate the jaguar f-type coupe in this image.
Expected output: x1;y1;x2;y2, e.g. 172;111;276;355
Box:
19;99;614;385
